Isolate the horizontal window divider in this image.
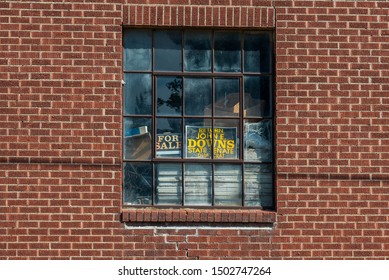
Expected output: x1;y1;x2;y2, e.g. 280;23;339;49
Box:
123;159;273;164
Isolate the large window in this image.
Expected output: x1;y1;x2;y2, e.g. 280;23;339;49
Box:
123;29;274;209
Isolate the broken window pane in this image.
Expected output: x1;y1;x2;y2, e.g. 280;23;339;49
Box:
123;162;152;205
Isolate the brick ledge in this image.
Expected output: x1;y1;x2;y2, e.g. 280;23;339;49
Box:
121;208;276;224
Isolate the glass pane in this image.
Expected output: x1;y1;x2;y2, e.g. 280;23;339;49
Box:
123;74;152;115
123;118;152;160
185;118;212;159
244;119;272;162
123;29;152;71
214;31;241;72
123;162;152;205
215;78;240;117
244;32;271;73
155;163;182;205
156;76;182;116
156;118;182;158
154;30;182;71
244;164;273;208
184;163;212;206
184;31;212;72
214;119;239;159
244;76;272;118
214;164;242;206
184;78;212;116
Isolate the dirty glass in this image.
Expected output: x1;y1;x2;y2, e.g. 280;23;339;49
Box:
184;31;212;72
154;30;182;71
184;77;212;116
123;162;152;205
123;73;152;115
214;31;241;72
184;163;212;206
154;163;182;205
156;76;182;116
123;29;152;71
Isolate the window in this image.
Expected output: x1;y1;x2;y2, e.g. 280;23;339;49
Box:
123;29;274;209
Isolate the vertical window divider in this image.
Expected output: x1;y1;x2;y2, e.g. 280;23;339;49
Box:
240;31;245;207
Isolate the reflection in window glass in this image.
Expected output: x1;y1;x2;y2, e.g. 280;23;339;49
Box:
157;76;182;116
184;163;212;206
214;32;241;72
123;118;152;160
244;164;273;207
244;76;271;118
155;163;182;205
184;31;212;72
124;74;152;115
244;120;272;162
244;32;271;73
123;30;152;71
123;162;152;205
184;78;212;116
156;118;182;158
214;164;242;206
154;30;182;71
214;78;240;117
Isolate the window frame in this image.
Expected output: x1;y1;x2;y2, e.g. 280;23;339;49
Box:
122;28;276;210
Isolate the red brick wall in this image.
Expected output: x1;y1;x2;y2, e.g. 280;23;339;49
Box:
1;0;388;259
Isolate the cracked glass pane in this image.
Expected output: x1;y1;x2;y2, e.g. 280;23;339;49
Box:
244;120;272;162
123;162;152;205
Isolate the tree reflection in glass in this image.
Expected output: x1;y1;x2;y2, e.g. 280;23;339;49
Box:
157;77;182;116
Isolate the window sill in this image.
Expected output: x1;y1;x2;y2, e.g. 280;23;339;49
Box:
120;208;276;224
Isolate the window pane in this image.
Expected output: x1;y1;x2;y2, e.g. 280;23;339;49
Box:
185;118;212;159
244;164;273;208
184;163;212;206
123;74;152;115
123;117;152;160
155;163;182;205
214;78;240;117
214;32;241;72
244;76;272;118
214;119;239;159
184;31;212;72
123;162;152;205
154;30;182;71
156;76;182;116
214;164;242;206
184;77;212;116
244;32;271;73
123;30;152;71
244;119;272;162
156;118;182;158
